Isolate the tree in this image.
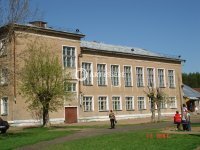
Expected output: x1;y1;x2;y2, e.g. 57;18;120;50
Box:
182;72;200;88
0;0;39;98
20;41;71;126
145;87;168;122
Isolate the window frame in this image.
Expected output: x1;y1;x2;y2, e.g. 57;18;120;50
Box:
112;96;122;111
168;69;176;88
157;68;166;88
62;46;76;68
125;96;134;111
136;67;144;87
1;96;8;115
146;67;155;87
111;65;120;87
82;96;94;112
169;97;177;108
98;96;109;112
97;64;107;86
82;62;93;86
137;96;146;110
124;65;132;87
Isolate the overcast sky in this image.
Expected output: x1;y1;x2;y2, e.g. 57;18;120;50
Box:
31;0;200;73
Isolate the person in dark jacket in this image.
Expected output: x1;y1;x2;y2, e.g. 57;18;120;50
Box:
109;110;116;129
0;117;9;134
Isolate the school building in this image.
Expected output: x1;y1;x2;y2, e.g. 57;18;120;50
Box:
0;21;183;126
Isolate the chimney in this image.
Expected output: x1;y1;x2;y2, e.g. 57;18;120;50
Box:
29;21;47;28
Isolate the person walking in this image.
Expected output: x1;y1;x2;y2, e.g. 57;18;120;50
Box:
174;111;181;130
109;110;116;129
186;111;191;131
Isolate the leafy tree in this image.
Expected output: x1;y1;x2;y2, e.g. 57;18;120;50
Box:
20;41;71;126
182;72;200;88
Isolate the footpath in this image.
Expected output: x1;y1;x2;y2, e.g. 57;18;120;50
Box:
17;114;200;150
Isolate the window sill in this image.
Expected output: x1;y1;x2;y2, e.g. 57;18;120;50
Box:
126;109;135;111
113;110;122;111
98;85;107;87
99;110;109;112
125;86;133;87
83;84;93;86
1;113;8;116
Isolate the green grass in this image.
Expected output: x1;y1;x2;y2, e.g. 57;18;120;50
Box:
46;129;200;150
0;126;75;150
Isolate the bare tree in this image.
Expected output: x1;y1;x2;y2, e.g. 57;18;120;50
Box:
20;41;71;126
0;0;39;98
145;87;168;122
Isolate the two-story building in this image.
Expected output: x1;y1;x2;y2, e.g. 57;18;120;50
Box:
0;21;183;126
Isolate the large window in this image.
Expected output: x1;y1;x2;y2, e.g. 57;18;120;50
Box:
0;39;7;56
83;96;93;112
169;97;177;108
149;98;157;110
147;68;154;87
1;97;8;115
168;70;175;88
97;64;106;86
63;46;75;68
137;97;145;110
111;65;119;86
136;67;144;87
124;66;132;87
158;69;165;87
160;100;167;109
82;62;92;85
64;82;76;92
0;67;8;85
98;96;108;111
126;97;134;110
112;97;121;110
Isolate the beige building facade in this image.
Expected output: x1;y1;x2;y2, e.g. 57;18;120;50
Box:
0;22;183;126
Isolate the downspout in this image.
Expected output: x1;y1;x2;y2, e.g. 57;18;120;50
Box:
12;31;16;122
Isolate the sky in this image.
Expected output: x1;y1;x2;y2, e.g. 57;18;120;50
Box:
31;0;200;73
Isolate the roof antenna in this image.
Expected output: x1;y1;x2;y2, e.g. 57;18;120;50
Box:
131;48;134;51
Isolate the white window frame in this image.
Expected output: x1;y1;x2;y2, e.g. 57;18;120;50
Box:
112;96;122;111
146;67;155;87
1;97;8;115
157;68;165;88
82;62;93;85
62;46;76;68
137;96;146;110
98;96;109;111
97;64;107;86
160;100;167;109
169;97;177;108
136;67;144;87
82;96;94;112
64;82;77;92
0;67;8;85
125;96;134;110
0;39;7;56
111;65;120;86
124;65;132;87
168;69;176;88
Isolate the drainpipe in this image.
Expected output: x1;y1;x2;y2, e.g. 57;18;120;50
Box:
12;31;16;122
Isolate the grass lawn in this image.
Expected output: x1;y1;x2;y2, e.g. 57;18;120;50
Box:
0;126;76;150
45;127;200;150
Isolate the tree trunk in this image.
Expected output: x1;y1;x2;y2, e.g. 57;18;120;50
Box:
157;102;161;122
42;104;49;127
151;100;156;123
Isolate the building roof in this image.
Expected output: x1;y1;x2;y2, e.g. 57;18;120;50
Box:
193;88;200;93
183;84;200;100
81;41;182;61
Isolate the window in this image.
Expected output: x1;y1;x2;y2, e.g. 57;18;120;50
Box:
147;68;154;87
112;97;121;110
97;64;106;86
82;62;92;85
1;97;8;115
158;69;165;87
124;66;132;87
138;97;145;110
63;46;75;68
83;96;93;112
0;39;7;56
0;68;8;85
168;70;175;88
111;65;119;86
98;96;108;111
160;100;167;109
126;97;134;110
64;82;76;92
136;67;144;87
169;97;177;108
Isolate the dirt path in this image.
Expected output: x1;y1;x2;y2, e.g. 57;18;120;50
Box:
16;115;200;150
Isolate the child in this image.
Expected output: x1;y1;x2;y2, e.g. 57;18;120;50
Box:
174;111;181;130
186;111;191;131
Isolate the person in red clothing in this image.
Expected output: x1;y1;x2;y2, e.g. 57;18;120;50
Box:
174;111;181;130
